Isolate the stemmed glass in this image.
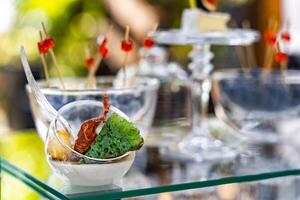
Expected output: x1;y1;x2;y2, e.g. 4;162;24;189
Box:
178;46;236;162
151;29;259;162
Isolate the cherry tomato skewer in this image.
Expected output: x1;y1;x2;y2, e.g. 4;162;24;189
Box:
38;31;50;86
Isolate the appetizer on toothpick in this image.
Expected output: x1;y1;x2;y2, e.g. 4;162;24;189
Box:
37;31;50;86
120;25;133;87
143;24;158;49
41;22;66;90
262;19;278;76
275;43;288;72
276;22;291;72
261;20;291;78
84;47;95;70
85;26;112;88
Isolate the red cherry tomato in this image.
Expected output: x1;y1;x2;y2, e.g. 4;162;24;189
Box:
43;37;55;49
85;57;94;68
98;37;108;57
143;38;154;48
275;52;288;63
99;45;109;58
37;41;48;54
264;31;277;45
121;40;133;52
281;32;291;42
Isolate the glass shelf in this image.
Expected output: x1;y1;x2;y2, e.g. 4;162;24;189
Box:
1;119;300;199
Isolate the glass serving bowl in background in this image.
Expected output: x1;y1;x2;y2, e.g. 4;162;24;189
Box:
26;76;159;141
46;100;135;186
212;69;300;144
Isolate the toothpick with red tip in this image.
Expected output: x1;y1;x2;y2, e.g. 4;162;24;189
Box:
37;31;50;86
143;24;158;49
275;39;288;72
264;31;277;46
263;19;278;75
121;25;133;86
85;26;112;88
281;32;291;42
41;22;65;90
84;47;94;69
281;20;291;43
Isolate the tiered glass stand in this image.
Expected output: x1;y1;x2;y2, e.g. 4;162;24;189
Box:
151;29;260;161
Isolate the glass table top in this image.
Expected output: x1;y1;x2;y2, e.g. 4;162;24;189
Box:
1;119;300;200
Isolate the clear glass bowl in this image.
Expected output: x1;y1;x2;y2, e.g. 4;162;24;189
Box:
26;76;159;141
212;69;300;143
45;100;135;186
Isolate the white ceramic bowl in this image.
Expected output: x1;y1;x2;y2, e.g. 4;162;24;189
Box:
48;152;135;186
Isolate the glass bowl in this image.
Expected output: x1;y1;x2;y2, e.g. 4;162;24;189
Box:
46;100;136;186
26;76;159;141
212;69;300;143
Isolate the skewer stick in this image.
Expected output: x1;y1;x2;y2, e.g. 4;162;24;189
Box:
276;43;288;72
132;23;159;86
235;46;248;69
85;25;113;88
122;25;130;87
41;22;66;90
242;20;257;69
39;31;50;86
152;23;159;33
263;20;278;76
232;21;248;70
189;0;197;9
85;47;91;58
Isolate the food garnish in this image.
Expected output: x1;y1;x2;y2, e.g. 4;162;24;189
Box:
48;130;72;161
74;94;111;154
85;112;143;159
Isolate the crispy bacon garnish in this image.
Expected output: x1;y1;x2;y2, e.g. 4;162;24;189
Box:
74;94;110;154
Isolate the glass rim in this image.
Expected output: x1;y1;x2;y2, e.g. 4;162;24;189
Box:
26;76;160;95
212;68;300;82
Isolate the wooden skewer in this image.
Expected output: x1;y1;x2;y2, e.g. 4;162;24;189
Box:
85;47;91;59
235;46;248;69
41;22;66;90
232;21;248;70
280;20;290;72
242;20;257;69
85;25;113;88
152;23;159;33
189;0;197;9
122;25;130;87
39;31;50;86
276;43;288;72
263;19;278;76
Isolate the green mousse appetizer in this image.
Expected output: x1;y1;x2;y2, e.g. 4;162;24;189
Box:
85;112;144;159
